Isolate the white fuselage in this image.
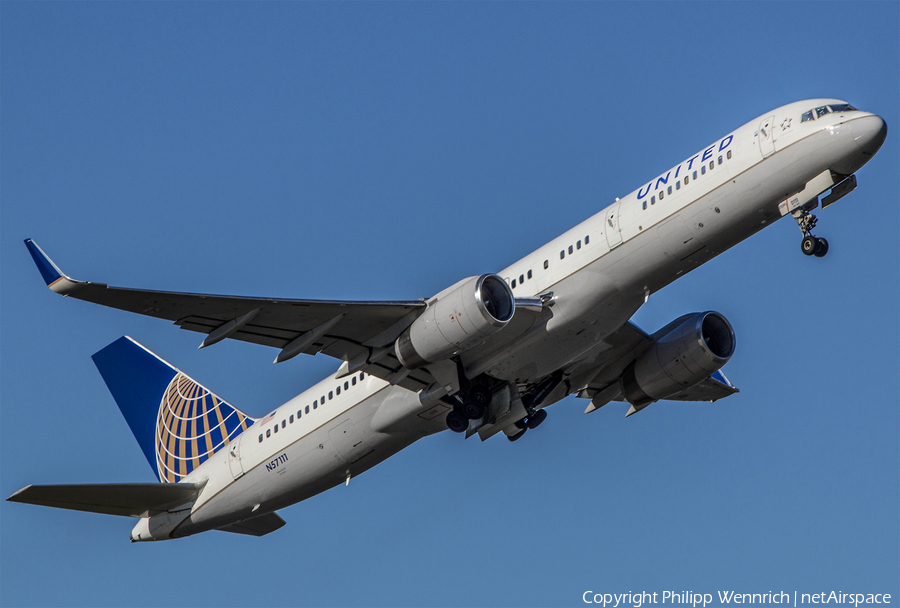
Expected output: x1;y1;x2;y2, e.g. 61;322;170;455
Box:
158;99;884;539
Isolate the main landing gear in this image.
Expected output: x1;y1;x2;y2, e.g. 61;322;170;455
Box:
507;408;548;442
445;385;492;434
795;210;829;258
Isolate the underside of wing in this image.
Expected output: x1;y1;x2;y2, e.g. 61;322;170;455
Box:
6;483;201;518
216;512;286;536
662;370;739;402
25;238;426;365
571;322;739;414
24;239;554;396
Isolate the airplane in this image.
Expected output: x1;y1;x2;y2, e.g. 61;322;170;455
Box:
8;98;887;541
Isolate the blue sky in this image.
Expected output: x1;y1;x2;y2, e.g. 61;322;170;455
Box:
1;2;897;607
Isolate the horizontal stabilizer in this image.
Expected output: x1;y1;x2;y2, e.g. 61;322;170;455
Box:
6;483;201;518
216;512;286;536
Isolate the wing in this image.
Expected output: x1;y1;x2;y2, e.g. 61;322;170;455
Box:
25;239;439;391
6;483;201;518
571;327;739;413
216;512;286;536
25;239;550;394
663;370;739;402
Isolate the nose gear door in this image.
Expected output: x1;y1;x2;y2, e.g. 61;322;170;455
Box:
758;115;776;158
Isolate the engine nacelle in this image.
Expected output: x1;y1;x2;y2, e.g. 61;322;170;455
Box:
395;274;514;369
621;311;735;408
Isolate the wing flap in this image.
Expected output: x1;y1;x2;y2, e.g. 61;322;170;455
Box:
216;512;286;536
6;483;201;518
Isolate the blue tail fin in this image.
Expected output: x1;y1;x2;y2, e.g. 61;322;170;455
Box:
92;337;256;483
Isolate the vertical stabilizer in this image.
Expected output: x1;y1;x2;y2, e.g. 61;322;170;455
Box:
92;337;256;483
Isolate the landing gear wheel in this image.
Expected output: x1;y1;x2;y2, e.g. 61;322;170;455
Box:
461;400;486;420
801;235;818;256
507;428;527;442
814;237;829;257
446;410;468;433
526;409;547;429
468;386;492;407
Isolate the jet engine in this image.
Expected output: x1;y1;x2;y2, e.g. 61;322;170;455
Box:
395;274;515;369
621;312;735;408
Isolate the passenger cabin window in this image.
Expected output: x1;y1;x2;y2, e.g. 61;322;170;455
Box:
560;250;565;259
273;425;278;433
344;381;349;390
305;405;310;414
727;150;732;160
701;165;706;175
281;420;286;429
511;279;517;288
568;245;573;255
314;399;318;407
328;391;333;400
584;235;589;244
266;429;271;438
290;415;294;423
336;386;341;396
297;410;302;418
667;186;672;195
259;434;263;442
519;274;525;283
352;376;356;386
576;240;581;250
543;260;549;269
527;269;532;279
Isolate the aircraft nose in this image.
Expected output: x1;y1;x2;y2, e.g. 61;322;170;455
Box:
851;114;887;157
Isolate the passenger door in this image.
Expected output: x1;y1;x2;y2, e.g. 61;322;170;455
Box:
227;435;245;480
604;202;623;249
758;115;776;158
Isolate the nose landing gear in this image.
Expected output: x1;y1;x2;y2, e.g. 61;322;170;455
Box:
795;210;828;258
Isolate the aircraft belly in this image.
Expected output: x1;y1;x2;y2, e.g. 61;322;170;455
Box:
183;388;436;532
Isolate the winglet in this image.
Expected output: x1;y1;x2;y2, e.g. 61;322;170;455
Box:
23;239;87;295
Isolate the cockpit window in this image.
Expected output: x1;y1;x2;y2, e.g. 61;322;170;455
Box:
802;103;858;123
